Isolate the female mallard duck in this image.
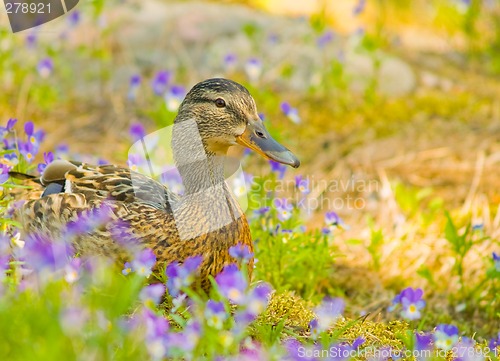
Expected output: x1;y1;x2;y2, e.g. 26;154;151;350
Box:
14;78;299;291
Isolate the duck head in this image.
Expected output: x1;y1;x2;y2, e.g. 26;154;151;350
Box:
174;78;300;168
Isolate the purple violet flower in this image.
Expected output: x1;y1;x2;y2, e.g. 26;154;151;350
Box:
63;258;81;283
151;71;171;95
224;53;237;71
0;118;17;137
37;58;53;78
317;30;335;48
129;123;146;142
205;300;227;329
489;332;500;352
253;206;270;217
325;211;343;226
0;164;11;184
131;248;156;277
295;175;310;194
269;160;287;179
434;324;459;351
280;102;301;124
68;10;81;27
166;255;203;296
454;337;482;361
37;151;54;174
245;283;272;317
128;74;141;100
313;297;345;331
274;198;293;222
140;283;165;307
22;233;74;274
18;141;36;163
245;58;262;83
414;333;433;360
229;243;253;263
122;262;132;276
400;287;426;320
216;263;248;304
493;252;500;272
353;0;366;16
165;85;185;111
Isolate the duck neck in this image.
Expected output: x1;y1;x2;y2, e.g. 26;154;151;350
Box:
172;118;227;195
177;153;226;195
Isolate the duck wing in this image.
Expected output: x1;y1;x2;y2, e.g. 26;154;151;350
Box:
15;161;181;256
40;160;179;209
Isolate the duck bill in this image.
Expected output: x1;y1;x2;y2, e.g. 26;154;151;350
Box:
236;120;300;168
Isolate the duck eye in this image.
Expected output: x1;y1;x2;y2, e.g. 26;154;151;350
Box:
215;98;226;108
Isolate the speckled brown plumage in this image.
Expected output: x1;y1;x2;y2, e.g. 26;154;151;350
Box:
13;78;299;292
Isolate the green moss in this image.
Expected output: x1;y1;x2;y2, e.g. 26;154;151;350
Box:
258;291;315;331
334;318;409;350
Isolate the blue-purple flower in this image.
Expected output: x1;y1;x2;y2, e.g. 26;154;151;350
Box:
37;151;54;174
205;300;227;329
353;0;366;16
165;85;186;111
229;243;253;264
274;198;293;222
434;324;459;351
454;337;483;361
0;164;11;184
63;258;81;283
26;32;37;48
489;332;500;352
129;123;146;142
493;252;500;272
313;297;345;331
269;160;287;179
280;102;301;124
245;58;262;83
151;71;171;95
295;175;310;194
128;74;141;100
140;308;169;359
284;338;317;361
321;227;331;235
68;10;81;27
24;121;44;148
166;255;203;296
253;206;270;217
18;141;36;163
224;53;237;71
325;211;346;230
309;318;321;340
140;283;166;307
0;118;17;137
216;263;247;304
165;320;201;357
245;283;272;317
37;58;53;78
122;262;132;275
21;233;74;274
414;333;433;360
131;248;157;277
389;287;426;320
127;153;147;172
317;30;335;48
65;204;113;236
60;306;89;336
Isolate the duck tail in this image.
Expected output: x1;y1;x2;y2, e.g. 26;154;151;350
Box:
8;171;42;184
